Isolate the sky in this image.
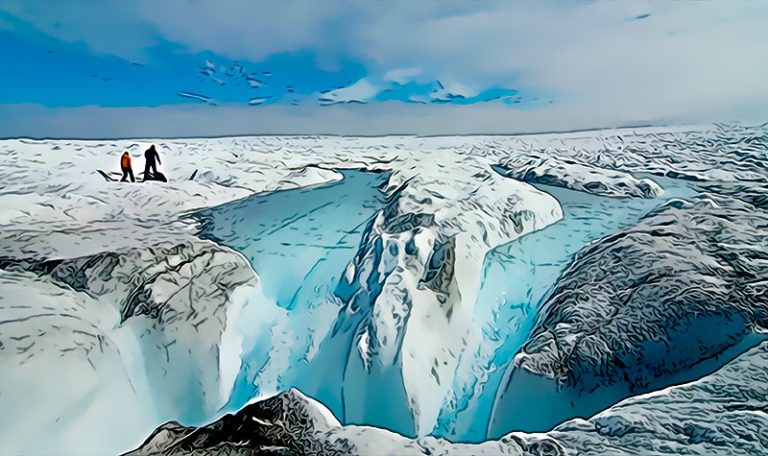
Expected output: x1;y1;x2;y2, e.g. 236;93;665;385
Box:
0;0;766;137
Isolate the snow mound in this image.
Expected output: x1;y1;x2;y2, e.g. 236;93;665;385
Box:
494;158;663;198
488;183;768;437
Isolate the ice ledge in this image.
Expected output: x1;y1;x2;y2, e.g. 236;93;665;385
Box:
493;158;663;198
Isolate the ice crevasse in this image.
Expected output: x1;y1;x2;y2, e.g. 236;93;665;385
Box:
217;166;566;437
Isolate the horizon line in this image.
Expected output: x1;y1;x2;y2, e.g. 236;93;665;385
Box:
0;121;718;142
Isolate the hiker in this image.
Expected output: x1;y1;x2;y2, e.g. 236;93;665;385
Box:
143;145;162;181
120;151;135;182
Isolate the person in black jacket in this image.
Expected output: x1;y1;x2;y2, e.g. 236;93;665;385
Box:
143;145;162;181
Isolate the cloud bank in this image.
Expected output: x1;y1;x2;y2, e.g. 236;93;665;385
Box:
0;0;766;135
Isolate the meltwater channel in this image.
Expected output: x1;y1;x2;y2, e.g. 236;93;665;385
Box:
192;170;699;442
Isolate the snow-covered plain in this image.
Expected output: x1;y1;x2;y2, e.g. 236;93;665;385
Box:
1;123;767;455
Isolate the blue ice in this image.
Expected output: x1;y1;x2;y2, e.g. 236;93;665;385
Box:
192;171;703;441
193;169;388;418
433;176;701;441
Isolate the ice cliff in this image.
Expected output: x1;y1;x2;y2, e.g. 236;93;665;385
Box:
0;240;259;455
300;167;563;437
488;182;768;437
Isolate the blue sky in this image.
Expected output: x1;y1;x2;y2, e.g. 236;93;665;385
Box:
0;0;766;136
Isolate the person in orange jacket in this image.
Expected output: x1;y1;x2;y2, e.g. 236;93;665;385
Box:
120;151;135;182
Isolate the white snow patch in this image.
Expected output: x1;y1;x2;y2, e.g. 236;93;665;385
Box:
319;79;380;104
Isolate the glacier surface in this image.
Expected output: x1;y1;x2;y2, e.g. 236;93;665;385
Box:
1;123;767;454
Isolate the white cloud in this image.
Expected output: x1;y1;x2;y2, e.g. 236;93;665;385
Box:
1;0;767;128
355;1;768;123
0;0;160;62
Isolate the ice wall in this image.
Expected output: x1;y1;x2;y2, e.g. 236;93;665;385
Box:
300;168;563;437
194;169;392;413
0;239;259;455
433;175;701;441
488;185;768;438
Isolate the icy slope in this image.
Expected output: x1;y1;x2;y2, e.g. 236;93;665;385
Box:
128;340;768;456
493;158;663;198
433;175;700;441
488;183;768;437
305;167;562;437
0;239;259;455
192;169;390;410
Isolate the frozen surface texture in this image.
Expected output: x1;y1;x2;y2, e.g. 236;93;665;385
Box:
127;388;563;456
546;340;768;456
129;340;768;455
494;157;663;198
1;123;767;454
489;182;768;436
326;169;561;436
0;239;259;455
